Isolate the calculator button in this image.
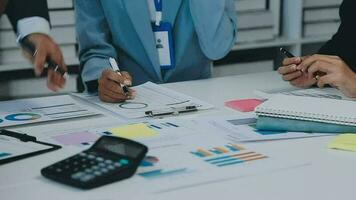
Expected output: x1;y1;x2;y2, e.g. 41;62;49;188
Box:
96;157;104;162
101;168;109;173
93;171;102;176
107;165;115;170
79;152;86;157
119;159;129;165
114;163;122;168
98;163;106;167
89;161;96;165
105;160;113;164
71;172;85;180
55;168;63;173
91;165;100;170
87;155;95;160
80;174;94;182
85;169;93;173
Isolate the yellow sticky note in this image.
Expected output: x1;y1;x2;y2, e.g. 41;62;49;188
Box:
109;123;158;139
328;134;356;152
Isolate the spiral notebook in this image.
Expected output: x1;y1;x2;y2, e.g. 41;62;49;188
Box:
255;94;356;126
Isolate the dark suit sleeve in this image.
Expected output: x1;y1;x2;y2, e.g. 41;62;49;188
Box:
5;0;50;33
318;0;356;72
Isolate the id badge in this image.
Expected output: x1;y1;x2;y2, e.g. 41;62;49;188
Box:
152;22;175;70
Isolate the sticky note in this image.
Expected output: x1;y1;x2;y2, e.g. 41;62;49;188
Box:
328;134;356;152
225;99;263;112
109;123;158;139
53;131;100;146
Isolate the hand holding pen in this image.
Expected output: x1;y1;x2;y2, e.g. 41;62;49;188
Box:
278;48;320;88
97;58;136;103
20;33;68;91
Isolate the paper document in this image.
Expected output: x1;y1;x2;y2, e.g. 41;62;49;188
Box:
42;118;308;194
75;82;214;119
197;114;330;142
0;95;101;128
255;87;356;101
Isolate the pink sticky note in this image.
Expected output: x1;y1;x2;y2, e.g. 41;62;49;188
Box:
53;131;100;146
225;99;263;112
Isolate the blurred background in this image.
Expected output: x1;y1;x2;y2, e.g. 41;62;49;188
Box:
0;0;342;99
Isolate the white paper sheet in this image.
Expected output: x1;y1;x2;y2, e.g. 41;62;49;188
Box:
0;95;101;128
196;114;331;142
74;82;214;119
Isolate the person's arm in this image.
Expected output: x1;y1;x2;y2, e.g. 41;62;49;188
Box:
189;0;237;60
5;0;50;34
5;0;67;91
75;0;133;102
318;0;356;72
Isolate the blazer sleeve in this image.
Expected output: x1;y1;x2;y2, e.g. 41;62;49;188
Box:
318;0;356;71
5;0;50;33
75;0;118;89
189;0;237;60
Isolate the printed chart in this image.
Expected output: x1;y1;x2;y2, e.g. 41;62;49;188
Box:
191;143;268;167
138;155;191;180
0;95;100;127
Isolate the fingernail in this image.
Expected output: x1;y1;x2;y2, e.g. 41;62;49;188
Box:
291;64;296;70
124;80;132;86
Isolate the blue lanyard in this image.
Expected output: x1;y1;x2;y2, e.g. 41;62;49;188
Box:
153;0;162;12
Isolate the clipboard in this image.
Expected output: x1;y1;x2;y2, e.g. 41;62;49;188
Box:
0;129;61;165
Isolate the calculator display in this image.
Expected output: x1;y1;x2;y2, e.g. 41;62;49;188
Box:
93;137;144;158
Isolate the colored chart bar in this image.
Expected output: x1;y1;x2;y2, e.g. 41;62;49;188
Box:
204;151;268;167
165;122;179;127
0;152;11;158
138;168;188;179
191;144;246;157
149;125;162;130
191;151;206;158
225;143;244;151
205;152;255;162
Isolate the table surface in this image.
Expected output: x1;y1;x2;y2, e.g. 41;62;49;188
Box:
1;71;356;200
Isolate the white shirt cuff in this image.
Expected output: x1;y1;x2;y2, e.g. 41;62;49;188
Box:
16;16;50;42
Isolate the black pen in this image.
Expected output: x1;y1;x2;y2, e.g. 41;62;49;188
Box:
279;47;325;79
279;47;295;58
19;37;68;78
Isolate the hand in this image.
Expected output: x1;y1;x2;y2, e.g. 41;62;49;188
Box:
23;33;67;91
303;55;356;98
98;69;136;103
278;56;316;88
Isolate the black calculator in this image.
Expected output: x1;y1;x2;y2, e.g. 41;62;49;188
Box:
41;136;148;189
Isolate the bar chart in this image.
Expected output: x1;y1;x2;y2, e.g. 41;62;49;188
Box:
191;144;268;167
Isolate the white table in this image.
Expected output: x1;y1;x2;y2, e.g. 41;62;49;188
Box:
1;71;356;200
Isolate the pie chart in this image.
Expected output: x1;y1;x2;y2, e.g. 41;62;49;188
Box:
5;113;41;121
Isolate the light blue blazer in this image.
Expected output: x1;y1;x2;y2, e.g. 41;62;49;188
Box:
75;0;237;87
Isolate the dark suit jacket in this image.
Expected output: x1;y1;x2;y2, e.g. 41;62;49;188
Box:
319;0;356;72
5;0;50;33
